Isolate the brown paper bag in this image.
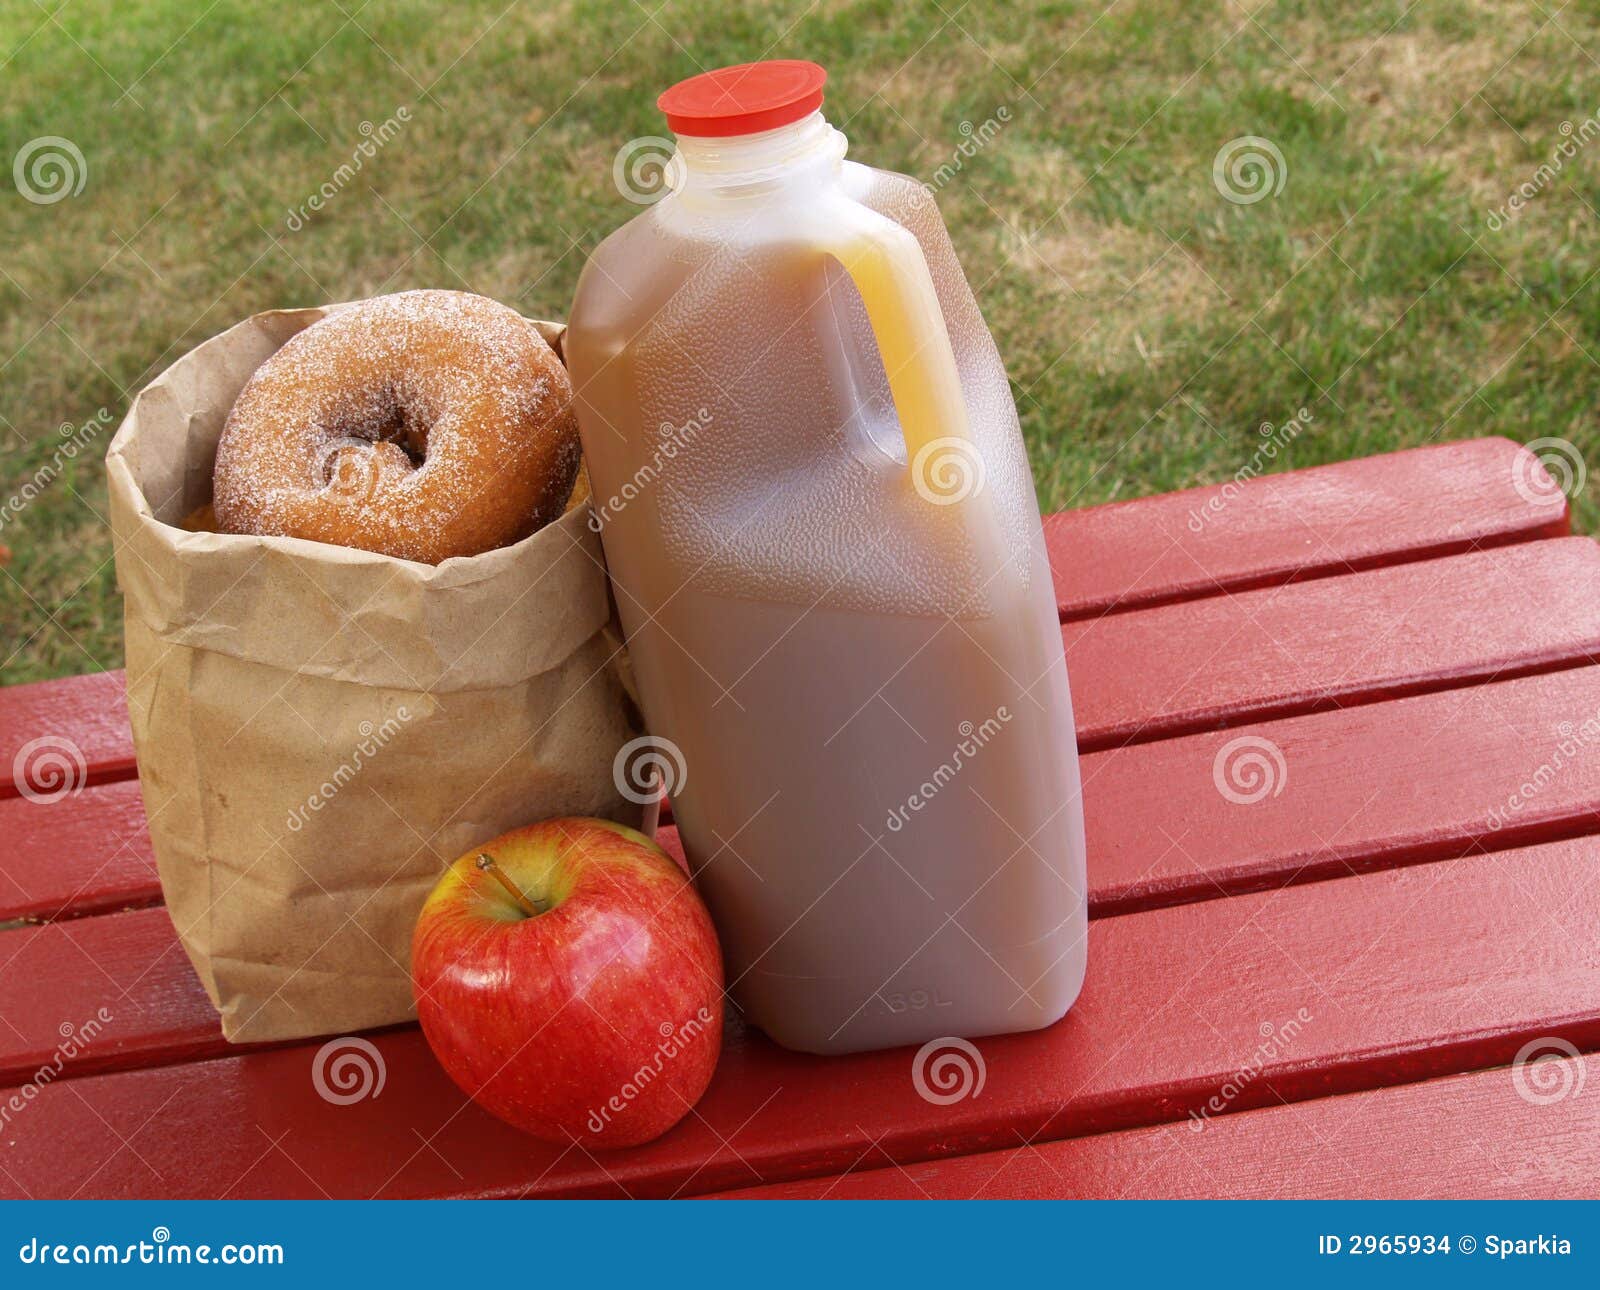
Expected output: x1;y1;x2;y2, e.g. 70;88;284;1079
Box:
105;302;642;1044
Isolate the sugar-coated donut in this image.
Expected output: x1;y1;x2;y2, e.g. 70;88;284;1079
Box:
213;291;581;563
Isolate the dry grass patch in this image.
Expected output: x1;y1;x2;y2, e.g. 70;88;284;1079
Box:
1006;217;1232;373
1329;28;1521;189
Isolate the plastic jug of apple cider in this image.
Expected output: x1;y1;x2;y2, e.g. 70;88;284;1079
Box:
566;60;1087;1055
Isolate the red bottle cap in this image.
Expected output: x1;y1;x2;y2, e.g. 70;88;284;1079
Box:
658;60;827;138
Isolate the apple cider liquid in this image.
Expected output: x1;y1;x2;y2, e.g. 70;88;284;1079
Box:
566;63;1087;1053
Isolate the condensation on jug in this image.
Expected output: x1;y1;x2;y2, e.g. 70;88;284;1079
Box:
567;98;1088;1055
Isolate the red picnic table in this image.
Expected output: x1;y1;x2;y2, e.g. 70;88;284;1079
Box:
3;435;1598;1199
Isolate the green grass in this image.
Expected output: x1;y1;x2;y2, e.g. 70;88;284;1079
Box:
2;0;1597;682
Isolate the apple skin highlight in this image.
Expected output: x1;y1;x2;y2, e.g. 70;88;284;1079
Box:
412;817;724;1150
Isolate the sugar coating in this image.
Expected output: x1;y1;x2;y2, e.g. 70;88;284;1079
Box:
213;290;581;563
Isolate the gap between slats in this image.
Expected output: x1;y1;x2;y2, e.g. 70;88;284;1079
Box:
3;836;1599;1198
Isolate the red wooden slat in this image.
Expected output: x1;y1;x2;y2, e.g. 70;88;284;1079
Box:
8;662;1600;1086
0;669;135;800
22;550;1600;922
1;837;1596;1198
0;906;226;1085
0;779;158;923
1083;662;1600;915
1067;537;1600;751
707;1054;1600;1199
0;440;1562;807
1047;437;1569;619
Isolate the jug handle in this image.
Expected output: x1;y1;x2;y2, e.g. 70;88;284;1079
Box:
823;207;970;470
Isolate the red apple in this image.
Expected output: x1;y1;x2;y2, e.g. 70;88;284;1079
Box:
412;817;723;1149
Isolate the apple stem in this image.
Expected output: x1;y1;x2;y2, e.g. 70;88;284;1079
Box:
476;853;548;918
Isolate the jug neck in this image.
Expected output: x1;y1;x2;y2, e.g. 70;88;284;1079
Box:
672;112;846;196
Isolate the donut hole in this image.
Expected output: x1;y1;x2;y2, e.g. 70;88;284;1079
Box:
367;401;431;467
327;384;433;471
